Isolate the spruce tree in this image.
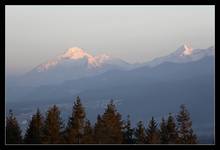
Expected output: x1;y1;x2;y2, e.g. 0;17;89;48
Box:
65;96;86;144
42;105;64;144
123;115;134;144
166;113;178;144
134;121;146;144
6;110;22;144
159;117;169;144
94;114;104;144
188;129;197;144
146;117;160;144
94;100;123;144
81;120;94;144
24;108;44;144
176;104;197;144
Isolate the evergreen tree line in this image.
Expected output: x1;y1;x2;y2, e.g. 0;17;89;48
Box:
6;96;197;144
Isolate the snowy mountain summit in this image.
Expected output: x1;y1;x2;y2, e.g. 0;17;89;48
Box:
36;47;111;72
182;44;193;56
18;45;214;86
147;44;214;67
22;47;130;86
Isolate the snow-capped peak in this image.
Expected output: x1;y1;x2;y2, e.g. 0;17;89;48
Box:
146;44;214;67
61;47;92;60
183;44;193;55
61;47;111;67
36;47;111;72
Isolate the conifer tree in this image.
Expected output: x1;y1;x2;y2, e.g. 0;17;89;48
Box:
123;115;134;144
24;108;44;144
94;114;104;144
81;120;94;144
65;96;86;144
6;110;22;144
146;117;160;144
42;105;64;144
166;113;178;144
176;104;197;144
134;121;146;144
94;100;123;144
159;117;169;144
188;129;197;144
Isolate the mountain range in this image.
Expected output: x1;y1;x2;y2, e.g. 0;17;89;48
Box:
9;44;214;87
14;47;133;86
6;44;215;143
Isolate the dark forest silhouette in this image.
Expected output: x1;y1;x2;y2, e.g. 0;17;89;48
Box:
6;96;197;144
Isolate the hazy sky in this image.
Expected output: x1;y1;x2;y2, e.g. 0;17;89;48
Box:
6;5;214;75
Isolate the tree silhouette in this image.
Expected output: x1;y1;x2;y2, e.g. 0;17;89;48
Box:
24;108;44;144
65;96;86;144
81;120;94;144
42;105;64;144
166;113;178;144
176;104;197;144
94;114;104;144
122;115;134;144
94;100;123;144
7;99;199;144
134;121;146;144
159;117;169;144
6;110;22;144
146;117;160;144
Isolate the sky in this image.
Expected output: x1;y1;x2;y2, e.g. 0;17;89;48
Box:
6;5;215;75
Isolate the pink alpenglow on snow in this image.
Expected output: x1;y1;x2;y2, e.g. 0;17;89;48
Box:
183;44;193;55
37;47;111;72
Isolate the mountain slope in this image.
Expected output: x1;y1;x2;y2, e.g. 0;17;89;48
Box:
7;45;215;104
16;47;132;86
146;45;214;67
6;55;214;143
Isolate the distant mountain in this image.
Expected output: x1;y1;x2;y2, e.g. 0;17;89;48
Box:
6;45;215;143
14;45;214;87
146;45;214;67
16;47;132;86
7;45;215;103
